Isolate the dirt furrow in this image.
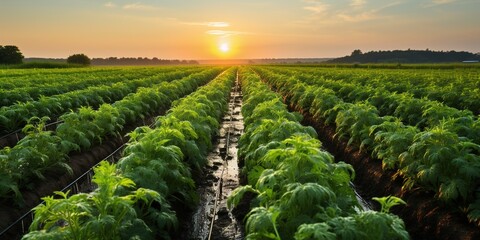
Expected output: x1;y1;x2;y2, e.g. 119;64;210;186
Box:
183;76;244;240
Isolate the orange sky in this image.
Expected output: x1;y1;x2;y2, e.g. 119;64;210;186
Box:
1;0;479;59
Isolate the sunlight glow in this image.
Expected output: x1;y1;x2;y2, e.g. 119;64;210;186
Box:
220;43;229;53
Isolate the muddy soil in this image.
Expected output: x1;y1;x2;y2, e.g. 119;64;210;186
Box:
0;132;25;149
182;80;244;240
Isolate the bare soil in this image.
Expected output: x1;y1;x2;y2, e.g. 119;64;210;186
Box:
180;81;244;240
0;132;25;149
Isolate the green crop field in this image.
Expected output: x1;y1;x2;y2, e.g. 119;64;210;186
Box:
0;65;479;239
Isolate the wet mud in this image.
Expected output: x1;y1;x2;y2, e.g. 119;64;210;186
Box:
184;77;244;240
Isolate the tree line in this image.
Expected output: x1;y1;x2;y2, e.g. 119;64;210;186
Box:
0;45;24;64
91;57;199;65
328;49;480;63
1;45;199;66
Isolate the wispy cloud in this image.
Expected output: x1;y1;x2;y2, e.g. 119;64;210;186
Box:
104;2;116;8
123;3;159;11
304;5;329;14
182;21;230;27
350;0;366;7
423;0;457;7
299;0;403;26
206;30;248;37
432;0;457;4
303;0;329;14
337;12;377;22
207;22;229;27
338;1;401;22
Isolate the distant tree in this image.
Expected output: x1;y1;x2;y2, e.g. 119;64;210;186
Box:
67;54;91;65
328;49;480;63
0;45;24;64
351;49;363;56
89;57;199;65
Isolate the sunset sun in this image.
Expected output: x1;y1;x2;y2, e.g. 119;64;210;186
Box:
219;43;229;53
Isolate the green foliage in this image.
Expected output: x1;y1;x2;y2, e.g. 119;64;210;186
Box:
0;66;201;133
399;126;480;202
294;223;336;240
0;67;227;210
23;161;160;240
232;67;408;239
227;185;260;210
421;101;472;128
276;183;339;236
370;118;418;169
351;211;409;240
334;102;382;151
115;67;236;237
0;45;24;64
0;154;22;203
440;116;480;144
254;65;480;223
57;107;101;150
67;54;91;66
295;209;410;240
16;62;78;69
119;133;196;206
16;118;73;180
245;207;281;240
372;196;407;213
467;192;480;224
57;104;123;151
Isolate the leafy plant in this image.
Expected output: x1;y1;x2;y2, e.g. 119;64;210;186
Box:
398;126;480;202
369;118;418;169
256;65;480;223
372;196;407;213
245;206;281;240
334;102;382;151
294;223;336;240
24;161;161;240
230;67;409;239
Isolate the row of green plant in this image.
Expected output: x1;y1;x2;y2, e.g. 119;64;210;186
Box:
273;66;480;115
273;63;480;70
258;65;480;150
227;67;408;239
22;67;237;239
0;68;223;206
22;161;169;239
264;66;480;133
0;68;202;133
0;67;156;88
254;66;480;223
261;67;480;146
0;66;186;107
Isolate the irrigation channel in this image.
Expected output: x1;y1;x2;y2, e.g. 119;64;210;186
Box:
182;74;244;240
183;74;371;239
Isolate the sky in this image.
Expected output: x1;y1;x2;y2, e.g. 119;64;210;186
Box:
1;0;479;59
